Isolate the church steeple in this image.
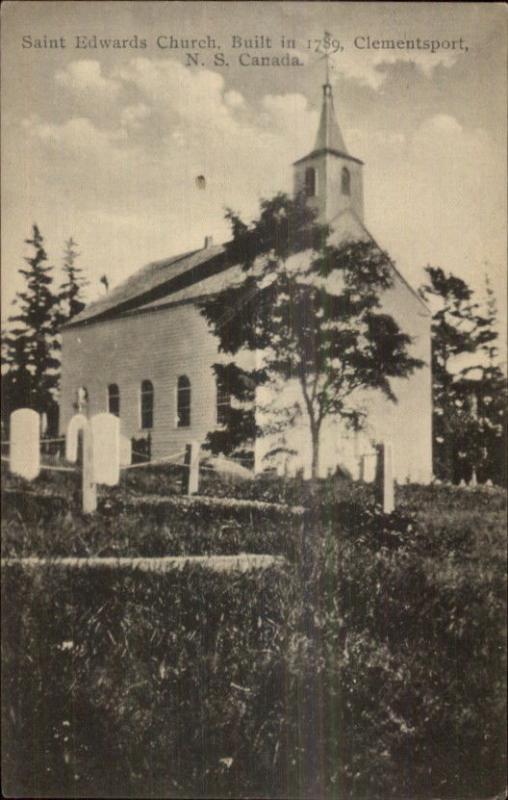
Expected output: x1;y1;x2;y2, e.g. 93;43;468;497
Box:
293;82;364;224
314;82;348;155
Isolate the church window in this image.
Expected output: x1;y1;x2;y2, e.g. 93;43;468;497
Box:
305;167;316;197
177;376;191;427
140;380;154;429
108;384;120;417
216;375;231;425
341;167;351;195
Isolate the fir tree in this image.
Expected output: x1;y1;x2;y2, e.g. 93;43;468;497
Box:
2;225;61;421
59;237;88;321
420;266;506;484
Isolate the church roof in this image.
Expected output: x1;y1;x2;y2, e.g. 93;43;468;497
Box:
62;242;227;328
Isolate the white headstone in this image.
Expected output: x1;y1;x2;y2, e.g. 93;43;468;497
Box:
10;408;40;481
66;414;88;462
119;435;132;467
91;412;120;486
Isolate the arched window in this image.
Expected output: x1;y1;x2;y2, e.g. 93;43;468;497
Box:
305;167;316;197
216;375;231;425
177;376;191;428
341;167;351;196
108;384;120;417
140;380;154;429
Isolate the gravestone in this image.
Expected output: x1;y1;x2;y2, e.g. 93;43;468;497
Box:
10;408;40;481
120;434;132;467
66;414;88;462
91;412;120;486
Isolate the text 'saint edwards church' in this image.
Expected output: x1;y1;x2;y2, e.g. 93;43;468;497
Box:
60;81;432;482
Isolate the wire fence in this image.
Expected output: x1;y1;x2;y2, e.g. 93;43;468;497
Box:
1;442;254;476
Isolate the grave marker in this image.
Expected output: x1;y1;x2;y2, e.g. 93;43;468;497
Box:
10;409;40;481
91;413;120;486
66;414;87;462
120;435;132;467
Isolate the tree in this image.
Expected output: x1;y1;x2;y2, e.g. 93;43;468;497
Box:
2;225;61;424
200;193;423;479
419;266;506;484
59;237;88;321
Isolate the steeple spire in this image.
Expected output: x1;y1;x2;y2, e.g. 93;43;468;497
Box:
293;77;364;224
314;82;348;155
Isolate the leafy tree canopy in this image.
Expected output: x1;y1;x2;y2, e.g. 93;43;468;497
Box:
201;193;423;477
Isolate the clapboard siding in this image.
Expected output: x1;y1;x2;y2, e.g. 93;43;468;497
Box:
60;273;432;481
60;302;229;459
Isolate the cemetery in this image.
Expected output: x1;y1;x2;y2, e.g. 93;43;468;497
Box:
1;407;506;799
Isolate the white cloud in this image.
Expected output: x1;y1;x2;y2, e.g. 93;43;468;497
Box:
327;48;458;90
120;103;152;129
224;90;245;109
365;112;506;306
55;60;121;101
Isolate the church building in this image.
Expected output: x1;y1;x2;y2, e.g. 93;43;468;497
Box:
59;82;432;482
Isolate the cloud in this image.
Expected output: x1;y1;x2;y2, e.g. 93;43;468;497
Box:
55;60;121;101
224;90;245;109
120;103;152;130
4;54;504;330
365;111;505;303
325;44;459;90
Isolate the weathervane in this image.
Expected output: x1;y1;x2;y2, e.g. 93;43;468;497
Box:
317;32;341;89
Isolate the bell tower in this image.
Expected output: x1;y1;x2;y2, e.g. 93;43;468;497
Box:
293;82;364;224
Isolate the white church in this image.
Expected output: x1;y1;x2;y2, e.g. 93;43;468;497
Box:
59;81;432;483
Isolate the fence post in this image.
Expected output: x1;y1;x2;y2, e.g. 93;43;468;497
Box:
10;408;40;481
66;414;96;513
375;441;394;513
183;441;200;495
82;422;97;514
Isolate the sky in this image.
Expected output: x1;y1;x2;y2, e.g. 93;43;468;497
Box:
2;1;506;340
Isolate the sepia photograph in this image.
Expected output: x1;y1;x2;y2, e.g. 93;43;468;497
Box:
1;1;506;798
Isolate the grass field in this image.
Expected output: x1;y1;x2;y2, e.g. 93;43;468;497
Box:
1;468;506;799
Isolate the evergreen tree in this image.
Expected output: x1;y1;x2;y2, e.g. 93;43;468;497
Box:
420;266;506;484
59;237;88;321
200;193;423;479
2;225;61;422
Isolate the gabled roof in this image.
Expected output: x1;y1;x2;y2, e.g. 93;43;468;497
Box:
326;208;429;314
62;243;226;328
63;210;428;329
